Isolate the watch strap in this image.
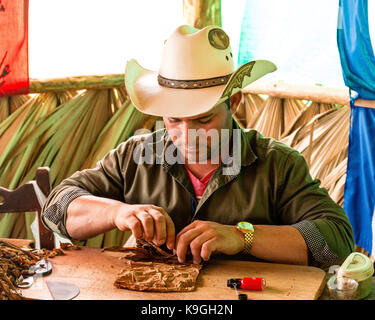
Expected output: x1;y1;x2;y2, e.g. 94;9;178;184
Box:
242;230;254;254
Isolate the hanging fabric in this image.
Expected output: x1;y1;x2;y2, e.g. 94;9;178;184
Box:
338;0;375;258
0;0;29;96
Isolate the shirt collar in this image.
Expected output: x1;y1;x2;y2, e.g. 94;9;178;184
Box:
234;120;258;167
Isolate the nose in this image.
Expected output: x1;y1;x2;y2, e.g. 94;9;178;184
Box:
175;120;199;148
180;121;192;147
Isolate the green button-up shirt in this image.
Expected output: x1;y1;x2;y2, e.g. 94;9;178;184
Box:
42;122;354;269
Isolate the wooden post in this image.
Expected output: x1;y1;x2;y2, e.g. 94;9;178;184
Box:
183;0;222;28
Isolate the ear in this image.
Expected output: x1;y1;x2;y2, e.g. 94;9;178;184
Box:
229;91;243;113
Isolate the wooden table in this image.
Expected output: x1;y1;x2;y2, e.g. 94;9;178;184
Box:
18;246;327;300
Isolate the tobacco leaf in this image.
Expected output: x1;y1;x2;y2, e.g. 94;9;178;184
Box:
0;240;72;300
107;240;202;292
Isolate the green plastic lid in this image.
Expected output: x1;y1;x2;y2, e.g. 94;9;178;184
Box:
338;252;374;282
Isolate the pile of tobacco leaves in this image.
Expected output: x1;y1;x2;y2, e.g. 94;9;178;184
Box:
0;240;75;300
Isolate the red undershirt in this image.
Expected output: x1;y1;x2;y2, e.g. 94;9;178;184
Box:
185;166;217;201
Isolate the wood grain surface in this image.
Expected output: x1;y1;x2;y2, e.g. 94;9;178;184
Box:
20;246;326;300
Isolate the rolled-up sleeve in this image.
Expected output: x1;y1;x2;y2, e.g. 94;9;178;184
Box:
42;140;131;238
277;150;354;269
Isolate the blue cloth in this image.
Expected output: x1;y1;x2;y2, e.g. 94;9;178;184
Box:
338;0;375;255
344;101;375;254
337;0;375;99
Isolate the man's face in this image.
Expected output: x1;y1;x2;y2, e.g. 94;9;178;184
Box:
163;101;233;163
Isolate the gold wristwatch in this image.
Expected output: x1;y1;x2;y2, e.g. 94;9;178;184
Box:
236;221;254;254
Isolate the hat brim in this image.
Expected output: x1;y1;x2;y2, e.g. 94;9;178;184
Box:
125;59;276;118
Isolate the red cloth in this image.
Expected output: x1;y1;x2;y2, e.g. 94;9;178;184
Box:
185;166;217;201
0;0;29;97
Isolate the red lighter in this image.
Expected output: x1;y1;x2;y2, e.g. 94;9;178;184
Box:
227;277;266;291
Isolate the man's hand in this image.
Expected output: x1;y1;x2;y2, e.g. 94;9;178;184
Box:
175;220;245;264
111;203;175;250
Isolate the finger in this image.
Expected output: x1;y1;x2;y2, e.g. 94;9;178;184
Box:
201;238;217;261
136;211;154;241
177;220;200;237
175;220;201;246
176;228;202;263
164;213;176;250
147;208;167;245
126;215;143;240
149;206;175;250
189;233;214;264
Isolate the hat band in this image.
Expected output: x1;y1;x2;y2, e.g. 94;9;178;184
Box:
158;73;232;89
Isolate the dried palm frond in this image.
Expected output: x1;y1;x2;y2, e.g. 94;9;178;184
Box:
55;90;78;105
232;93;265;128
248;97;282;139
0;90;114;239
282;98;306;133
246;97;304;139
108;87;126;113
82;97;158;170
280;108;337;150
321;158;347;206
249;97;297;139
23;90;114;186
281;101;336;139
0;94;62;188
0;97;33;153
0;97;9;123
9;95;32;114
0;94;32;123
280;106;350;183
116;86;129;102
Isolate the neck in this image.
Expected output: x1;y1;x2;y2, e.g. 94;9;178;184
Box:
183;125;234;179
185;161;220;179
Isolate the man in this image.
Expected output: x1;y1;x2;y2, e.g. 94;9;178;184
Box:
42;25;354;269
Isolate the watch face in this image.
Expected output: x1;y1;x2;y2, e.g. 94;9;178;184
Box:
237;221;254;232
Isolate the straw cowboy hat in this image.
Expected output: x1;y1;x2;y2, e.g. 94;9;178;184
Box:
124;25;276;118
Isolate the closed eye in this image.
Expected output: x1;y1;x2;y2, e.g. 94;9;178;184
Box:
167;114;214;124
197;117;213;124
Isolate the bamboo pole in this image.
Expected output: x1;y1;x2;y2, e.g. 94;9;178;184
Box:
243;80;350;106
355;98;375;109
29;74;125;93
182;0;222;28
243;80;375;109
